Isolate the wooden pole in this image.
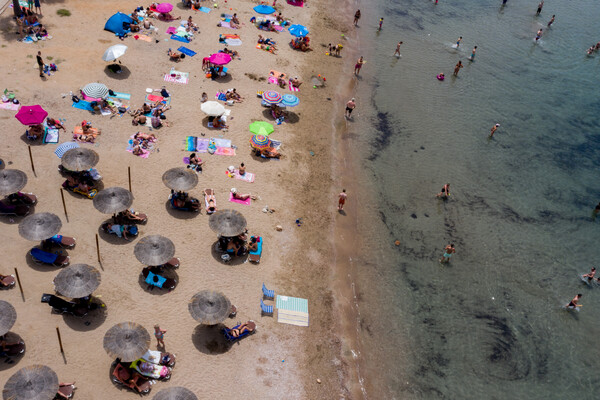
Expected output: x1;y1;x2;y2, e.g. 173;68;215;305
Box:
128;166;132;193
56;327;64;353
13;267;24;298
60;189;69;222
95;234;101;263
27;145;36;176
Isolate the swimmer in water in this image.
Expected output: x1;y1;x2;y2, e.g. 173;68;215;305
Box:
583;267;596;282
489;123;500;138
566;294;582;309
469;45;477;61
547;15;555;27
535;29;542;42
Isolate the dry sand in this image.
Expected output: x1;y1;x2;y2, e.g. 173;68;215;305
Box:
0;0;359;398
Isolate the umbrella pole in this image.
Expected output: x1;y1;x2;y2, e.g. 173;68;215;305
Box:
13;267;24;300
27;145;36;176
128;166;132;193
60;189;69;222
95;234;102;264
56;326;65;354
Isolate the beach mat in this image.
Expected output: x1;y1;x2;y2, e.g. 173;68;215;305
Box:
170;34;190;43
145;94;171;106
43;128;59;144
219;21;233;29
164;71;189;84
72;100;95;111
234;170;255;183
229;192;251;205
288;81;300;92
199;7;211;13
225;38;242;46
166;27;177;34
134;34;152;42
110;92;131;100
177;46;197;57
215;147;236;156
0;102;20;111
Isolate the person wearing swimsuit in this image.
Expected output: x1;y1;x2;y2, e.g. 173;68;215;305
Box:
566;294;582;309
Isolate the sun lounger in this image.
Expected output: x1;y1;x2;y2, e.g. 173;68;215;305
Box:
131;359;171;380
223;321;257;341
41;294;87;317
163;257;180;268
57;383;76;399
111;362;152;394
260;299;274;315
0;200;30;216
45;235;76;248
248;236;263;263
142;268;176;291
30;248;70;267
262;283;275;299
6;192;37;205
0;340;25;357
141;349;176;367
204;189;217;214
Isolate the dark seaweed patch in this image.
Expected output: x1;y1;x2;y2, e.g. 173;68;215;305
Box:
368;111;396;161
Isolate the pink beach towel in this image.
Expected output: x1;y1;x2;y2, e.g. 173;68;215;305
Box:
147;94;164;102
220;21;233;29
135;34;152;42
215;147;236;156
229;192;251;205
268;76;278;84
0;102;20;111
234;170;255;183
166;26;177;34
288;81;299;92
82;93;102;102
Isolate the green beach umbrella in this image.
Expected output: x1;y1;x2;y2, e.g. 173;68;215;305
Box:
249;121;274;136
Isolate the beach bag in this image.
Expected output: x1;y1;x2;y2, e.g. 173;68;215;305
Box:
72;95;80;103
118;106;126;114
50;63;57;71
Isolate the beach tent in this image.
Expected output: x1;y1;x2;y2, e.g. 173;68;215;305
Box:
104;12;134;37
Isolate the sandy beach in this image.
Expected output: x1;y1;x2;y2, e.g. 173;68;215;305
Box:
0;0;363;398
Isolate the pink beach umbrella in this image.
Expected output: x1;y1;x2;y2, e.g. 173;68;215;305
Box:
15;105;48;126
209;53;232;66
156;3;173;13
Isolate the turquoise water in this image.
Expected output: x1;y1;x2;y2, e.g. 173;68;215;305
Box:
346;0;600;398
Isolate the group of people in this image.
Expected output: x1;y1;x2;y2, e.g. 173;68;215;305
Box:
218;229;259;258
131;99;171;128
131;131;157;156
290;36;311;52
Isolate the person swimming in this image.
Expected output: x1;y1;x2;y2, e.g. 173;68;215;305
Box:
566;294;582;309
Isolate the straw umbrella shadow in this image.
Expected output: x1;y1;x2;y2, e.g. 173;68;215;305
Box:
191;324;231;355
62;306;108;332
137;267;179;296
104;65;131;80
210;240;248;266
62;181;105;200
18;134;46;146
24;248;68;271
97;221;139;245
0;209;35;225
164;199;201;219
0;332;25;370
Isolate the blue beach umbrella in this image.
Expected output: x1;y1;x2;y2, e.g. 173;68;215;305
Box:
288;24;309;37
280;94;299;107
253;5;276;14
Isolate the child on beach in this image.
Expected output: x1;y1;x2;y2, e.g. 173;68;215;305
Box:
338;189;347;211
469;46;477;61
154;325;166;347
378;18;384;31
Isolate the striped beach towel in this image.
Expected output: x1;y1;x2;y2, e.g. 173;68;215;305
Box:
164;72;189;84
288;81;299;92
276;295;309;327
54;142;80;158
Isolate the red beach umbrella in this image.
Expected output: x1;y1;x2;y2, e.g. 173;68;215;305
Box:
208;53;232;65
156;3;173;13
249;134;272;150
15;105;47;126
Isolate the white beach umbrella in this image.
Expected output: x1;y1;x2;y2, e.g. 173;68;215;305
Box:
102;44;128;62
81;83;109;99
200;101;226;117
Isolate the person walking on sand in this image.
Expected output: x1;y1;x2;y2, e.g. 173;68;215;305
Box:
536;1;544;16
394;41;403;57
566;294;582;309
453;60;463;76
455;36;462;48
547;15;555;27
154;325;166;348
535;28;542;42
345;98;356;118
489;123;500;137
469;46;477;61
354;56;365;75
354;10;361;26
34;0;41;15
378;18;384;31
36;51;44;78
338;189;347;211
440;244;455;263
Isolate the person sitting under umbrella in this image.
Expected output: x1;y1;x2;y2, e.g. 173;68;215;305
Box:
255;146;282;159
116;209;146;224
209;115;228;129
26;123;44;140
64;174;94;195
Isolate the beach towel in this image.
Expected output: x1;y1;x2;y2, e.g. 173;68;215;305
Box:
287;0;305;6
272;25;284;32
215;147;236;156
229;192;251;205
43;127;59;144
166;26;177;34
177;46;197;57
199;7;211;13
212;138;232;148
127;137;152;158
234;170;255;183
134;34;152;42
110;92;131;100
215;92;227;101
268;76;278;85
72;100;95;111
170;34;190;43
288;81;300;92
184;137;209;152
164;71;189;84
145;94;171;106
219;21;233;29
0;102;20;111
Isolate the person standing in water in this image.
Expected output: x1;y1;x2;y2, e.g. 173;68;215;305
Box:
437;183;450;199
489;123;500;137
440;244;455;263
469;46;477;61
345;98;356;118
502;0;507;5
354;9;361;26
354;56;365;75
547;15;555;27
338;189;347;211
593;202;600;219
378;18;384;31
583;267;596;282
535;28;543;42
536;1;544;16
566;294;582;309
394;41;403;56
453;60;463;76
456;36;462;48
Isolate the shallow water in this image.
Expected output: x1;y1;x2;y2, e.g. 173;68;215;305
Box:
345;0;600;398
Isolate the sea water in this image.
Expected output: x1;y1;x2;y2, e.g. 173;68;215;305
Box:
345;0;600;398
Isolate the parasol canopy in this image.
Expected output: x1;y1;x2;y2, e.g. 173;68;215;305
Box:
188;290;231;325
261;90;282;104
18;213;62;241
208;209;247;237
61;148;99;171
249;121;274;136
81;83;109;100
2;365;59;400
0;169;27;196
162;167;198;191
0;300;16;336
103;322;151;362
15;105;48;126
152;387;198;400
134;235;175;266
93;187;134;214
208;53;232;66
288;24;309;37
102;44;128;62
253;5;275;14
249;134;272;150
53;264;101;298
280;94;300;107
200;101;226;117
156;2;173;13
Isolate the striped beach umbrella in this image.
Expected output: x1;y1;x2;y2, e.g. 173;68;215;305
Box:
280;94;299;107
54;142;80;158
262;90;282;104
82;83;109;99
249;121;274;136
249;134;271;150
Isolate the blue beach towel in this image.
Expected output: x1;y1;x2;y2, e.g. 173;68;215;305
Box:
30;248;58;264
72;100;95;111
199;7;211;13
110;92;131;100
177;46;197;57
170;34;190;43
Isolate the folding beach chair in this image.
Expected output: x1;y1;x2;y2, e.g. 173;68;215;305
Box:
260;299;273;315
262;283;274;299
